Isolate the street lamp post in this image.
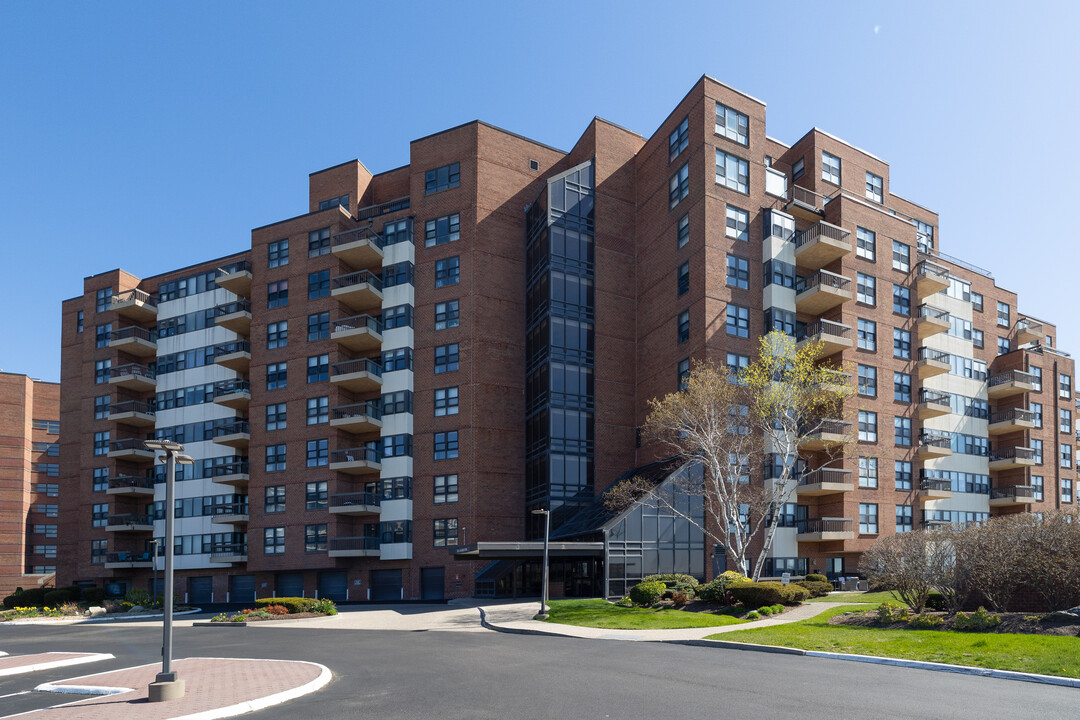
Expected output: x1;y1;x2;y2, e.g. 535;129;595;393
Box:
149;538;160;608
531;508;551;619
144;439;193;703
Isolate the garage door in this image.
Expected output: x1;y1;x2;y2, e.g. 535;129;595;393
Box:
318;571;347;602
420;568;444;600
370;569;402;601
230;575;256;604
276;572;304;598
188;576;213;605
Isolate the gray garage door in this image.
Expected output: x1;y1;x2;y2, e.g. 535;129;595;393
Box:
229;575;256;603
318;571;347;602
420;567;445;600
188;576;213;605
276;572;304;598
370;569;402;601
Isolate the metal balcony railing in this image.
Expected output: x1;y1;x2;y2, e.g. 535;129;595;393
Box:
109;400;155;416
798;468;852;486
796;518;853;534
329;536;381;552
989;446;1036;462
918;347;951;363
988;370;1035;387
109;437;153;452
213;379;251;395
210;502;249;517
210;461;250;478
213;421;250;437
918;389;951;407
332;269;384;292
330;445;382;464
918;433;951;449
107;476;155;491
105;551;154;563
332;227;385;249
916;260;950;282
793;220;848;249
796;269;850;294
110;326;156;343
112;289;157;307
919;479;952;492
216;259;251;276
989;408;1036;425
331;358;384;378
110;363;156;381
990;485;1036;501
918;304;950;321
107;513;153;526
797;319;851;343
332;401;383;422
209;544;247;560
333;314;383;335
214;299;251;316
330;492;382;508
356;197;410;221
214;340;251;357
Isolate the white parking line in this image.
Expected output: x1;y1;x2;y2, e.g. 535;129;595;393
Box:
0;654;115;678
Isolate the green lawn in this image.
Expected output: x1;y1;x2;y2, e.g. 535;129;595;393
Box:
540;599;748;630
807;590;901;604
710;606;1080;679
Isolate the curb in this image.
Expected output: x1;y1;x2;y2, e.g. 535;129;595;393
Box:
0;608;202;626
169;658;333;720
0;653;115;678
193;622;247;628
663;638;806;655
477;608;576;639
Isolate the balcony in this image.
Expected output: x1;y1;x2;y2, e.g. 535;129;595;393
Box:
330;358;384;393
332;227;384;270
329;491;382;516
915;260;951;298
106;514;154;532
212;420;250;449
796;518;854;542
108;363;156;392
210;502;249;526
109;326;156;357
331;314;383;352
989;446;1037;471
209;543;248;564
330;401;383;434
916;347;951;379
987;370;1035;399
216;260;252;298
210;461;250;489
798;419;851;451
106;475;155;497
916;304;951;339
107;438;157;462
108;400;156;427
212;379;251;411
104;551;154;569
793;221;851;270
918;478;953;503
332;270;384;313
796;468;854;497
796;319;852;356
795;270;852;314
989;485;1038;507
917;432;953;459
1015;318;1043;346
988;408;1037;435
917;389;952;420
329;445;382;475
110;289;157;321
817;369;852;394
784;185;829;223
213;300;252;336
328;536;380;558
213;340;251;373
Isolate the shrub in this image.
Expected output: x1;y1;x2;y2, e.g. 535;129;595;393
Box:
671;591;689;608
781;584;810;604
255;597;317;614
876;601;910;624
805;573;829;583
2;594;18;610
925;591;947;612
124;588;153;607
770;604;784;614
756;605;774;616
728;582;788;608
641;574;699;588
82;587;105;605
59;601;83;616
229;613;247;623
628;581;667;607
746;611;760;620
265;604;289;615
210;613;229;623
908;613;944;629
312;598;338;615
44;589;72;606
954;606;1001;631
245;610;273;619
795;580;832;598
614;596;633;607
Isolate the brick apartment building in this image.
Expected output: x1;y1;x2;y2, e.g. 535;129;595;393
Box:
0;371;60;597
56;75;1077;602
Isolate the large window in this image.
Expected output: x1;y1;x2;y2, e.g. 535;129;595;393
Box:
267;320;287;349
266;403;287;431
669;117;689;160
435;257;460;287
434;387;459;416
434;474;458;504
857;318;876;350
677;262;689;296
858;410;877;442
435;343;459;374
726;255;749;289
678;358;690;390
859;503;878;534
866;172;883;202
726;305;749;338
383;218;412;246
859;457;878;488
669;163;689;208
95;323;111;348
677;214;689;248
267;362;287;390
895;417;912;447
264;527;285;555
726;206;748;241
856;273;876;306
267;280;288;309
856;227;875;261
425;162;460;194
892;241;910;272
893;285;911;316
997;301;1010;327
434;431;459;460
92;503;108;527
821;151;841;185
433;518;459;547
715;150;749;193
894;372;911;402
95;287;113;312
305;482;328;510
266;444;286;472
308;270;330;299
93;431;109;456
714;102;749;145
677;310;690;343
857;364;876;397
435;300;459;330
425;214;460;247
308;227;331;257
305;524;328;552
896;505;912;533
307;396;328;425
265;486;285;513
307;354;329;383
95;359;111;384
308;312;329;341
893;329;911;359
306;439;328;467
268;239;288;268
895;461;912;490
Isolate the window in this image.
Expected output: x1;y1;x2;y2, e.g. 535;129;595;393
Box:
792;158;804;180
76;310;84;332
669;116;689;160
726;255;749;289
382;390;413;415
894;417;912;447
308;312;329;341
435;343;459;373
267;320;288;349
434;474;458;504
857;364;877;397
866;172;883;202
997;301;1010;327
859;503;878;534
856;273;876;305
715;150;749;193
433;518;459;547
858;410;877;441
266;444;286;472
435;300;459;330
1032;439;1043;464
93;467;108;492
318;194;348;211
306;439;328;468
1031;366;1042;391
677;262;689;296
304;523;328;553
34;469;59;482
383;218;413;246
425;214;460;247
821;151;841;184
34;524;58;538
95;359;111;384
764;308;794;336
1060;373;1072;399
434;431;459;460
1061;444;1072;469
91;539;107;564
93;431;109;456
677;214;689;248
893;329;911;359
307;354;329;383
856;227;876;261
425;162;460;194
677;310;690;343
971;292;983;312
308;227;331;257
1031;402;1043;428
892;241;910;272
678;358;690;390
893;285;910;316
726;305;749;338
859;457;878;488
1031;476;1044;501
857;319;876;350
308;270;330;299
383;434;412;458
997;337;1010;355
305;481;328;510
714;102;749;145
307;396;328;425
1062;409;1073;434
972;329;984;348
92;503;108;527
1063;478;1074;504
726;352;748;378
267;362;287;390
435;257;460;287
726;206;749;241
95;323;111;348
896;505;913;533
267;280;289;308
763;259;795;289
895;461;912;490
268;239;289;268
264;527;285;555
434;387;459;416
94;394;110;420
95;287;112;312
266;403;287;431
265;486;285;513
894;372;912;402
669;163;689;207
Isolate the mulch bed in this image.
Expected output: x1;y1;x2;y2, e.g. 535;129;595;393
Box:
831;610;1080;636
230;611;327;622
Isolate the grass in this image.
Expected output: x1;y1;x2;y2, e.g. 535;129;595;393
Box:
806;590;901;604
709;605;1080;679
540;599;748;630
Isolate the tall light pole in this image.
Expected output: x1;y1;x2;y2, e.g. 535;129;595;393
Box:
531;508;550;619
144;439;193;702
149;538;160;608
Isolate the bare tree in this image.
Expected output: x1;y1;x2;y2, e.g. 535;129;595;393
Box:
1023;510;1080;611
860;529;954;612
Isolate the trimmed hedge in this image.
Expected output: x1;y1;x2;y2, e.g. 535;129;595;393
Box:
728;581;809;607
805;573;829;583
3;587;47;609
640;574;699;588
43;589;72;606
255;597;317;614
83;587;106;605
628;581;667;607
795;580;833;598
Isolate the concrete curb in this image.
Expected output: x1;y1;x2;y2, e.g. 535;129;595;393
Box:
477;608;572;639
192;622;247;628
34;682;132;696
663;638;806;655
0;653;115;678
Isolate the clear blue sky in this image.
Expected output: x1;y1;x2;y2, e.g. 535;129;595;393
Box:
2;1;1077;382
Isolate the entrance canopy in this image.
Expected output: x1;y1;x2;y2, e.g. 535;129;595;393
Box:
453;541;604;559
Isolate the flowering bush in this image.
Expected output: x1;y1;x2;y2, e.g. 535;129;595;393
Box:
312;598;338;615
265;604;289;615
876;601;910;624
954;607;1000;631
908;613;944;629
7;606;65;618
